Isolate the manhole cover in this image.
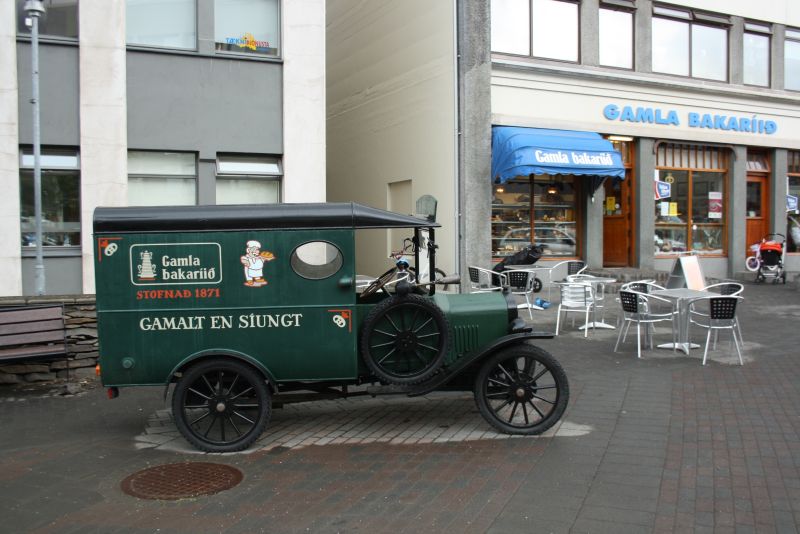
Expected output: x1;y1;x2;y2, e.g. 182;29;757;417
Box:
121;462;243;500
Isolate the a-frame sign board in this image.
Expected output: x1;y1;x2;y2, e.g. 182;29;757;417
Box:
665;255;707;290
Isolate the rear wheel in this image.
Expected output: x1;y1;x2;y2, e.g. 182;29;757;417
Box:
474;344;568;435
172;359;271;452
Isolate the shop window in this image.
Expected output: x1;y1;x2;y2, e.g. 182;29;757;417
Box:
492;175;578;259
19;148;80;248
214;0;280;57
126;0;196;50
216;155;281;204
491;0;530;55
652;5;729;81
743;22;770;87
786;29;800;91
16;0;78;39
788;151;800;253
128;151;197;206
654;144;728;256
599;7;633;69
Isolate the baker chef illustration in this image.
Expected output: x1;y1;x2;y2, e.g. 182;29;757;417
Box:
240;239;275;287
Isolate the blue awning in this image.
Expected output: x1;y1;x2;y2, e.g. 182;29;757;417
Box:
491;126;625;192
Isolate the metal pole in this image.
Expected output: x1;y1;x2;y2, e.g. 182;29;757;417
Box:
28;2;46;295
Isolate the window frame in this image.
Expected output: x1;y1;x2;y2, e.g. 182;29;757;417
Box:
491;0;581;64
788;151;800;254
213;0;282;59
125;0;199;52
742;21;772;88
654;143;729;258
19;146;81;253
651;4;730;82
127;150;198;207
598;5;635;70
215;154;283;205
15;0;79;42
785;28;800;92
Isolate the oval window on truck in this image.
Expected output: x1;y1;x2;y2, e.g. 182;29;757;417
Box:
290;241;343;279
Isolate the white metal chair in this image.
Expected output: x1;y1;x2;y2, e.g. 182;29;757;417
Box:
555;281;594;338
568;274;609;326
468;266;506;293
538;260;587;300
614;290;677;359
688;295;744;366
505;269;542;319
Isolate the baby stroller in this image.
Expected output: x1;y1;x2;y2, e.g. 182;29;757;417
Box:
746;233;786;284
493;244;544;293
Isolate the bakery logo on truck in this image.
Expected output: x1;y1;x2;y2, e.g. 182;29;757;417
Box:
130;243;222;286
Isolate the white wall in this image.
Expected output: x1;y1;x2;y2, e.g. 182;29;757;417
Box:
0;1;22;297
283;0;326;204
79;0;128;293
492;67;800;150
327;0;457;276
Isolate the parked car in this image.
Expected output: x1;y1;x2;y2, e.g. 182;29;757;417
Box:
94;203;569;452
498;226;577;256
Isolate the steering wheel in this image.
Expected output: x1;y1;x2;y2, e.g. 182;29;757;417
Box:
360;267;399;298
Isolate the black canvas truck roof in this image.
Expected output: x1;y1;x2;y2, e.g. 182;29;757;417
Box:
94;202;439;233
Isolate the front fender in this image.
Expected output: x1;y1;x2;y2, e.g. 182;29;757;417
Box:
408;331;554;397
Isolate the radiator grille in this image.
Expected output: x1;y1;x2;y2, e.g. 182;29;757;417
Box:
452;324;480;357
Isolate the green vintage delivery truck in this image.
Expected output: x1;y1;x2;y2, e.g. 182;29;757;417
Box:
93;203;568;452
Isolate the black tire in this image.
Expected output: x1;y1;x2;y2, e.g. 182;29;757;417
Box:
474;344;568;435
360;294;450;385
172;359;271;452
532;277;543;293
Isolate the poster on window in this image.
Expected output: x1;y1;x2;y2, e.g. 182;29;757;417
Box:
708;192;722;219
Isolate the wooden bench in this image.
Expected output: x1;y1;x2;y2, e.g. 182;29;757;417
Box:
0;305;68;370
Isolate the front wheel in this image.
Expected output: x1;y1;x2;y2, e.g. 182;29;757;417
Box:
474;344;568;435
745;256;760;272
172;359;271;452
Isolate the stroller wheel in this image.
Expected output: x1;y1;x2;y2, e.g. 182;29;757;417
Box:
755;273;764;283
532;277;543;293
745;256;760;272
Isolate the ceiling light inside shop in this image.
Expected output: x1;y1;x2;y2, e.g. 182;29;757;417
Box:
607;135;633;142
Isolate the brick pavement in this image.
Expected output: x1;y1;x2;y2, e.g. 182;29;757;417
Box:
0;281;798;533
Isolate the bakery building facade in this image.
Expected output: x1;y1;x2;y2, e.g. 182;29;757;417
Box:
327;0;800;282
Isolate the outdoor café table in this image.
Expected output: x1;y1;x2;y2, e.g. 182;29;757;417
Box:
650;288;713;355
571;275;617;331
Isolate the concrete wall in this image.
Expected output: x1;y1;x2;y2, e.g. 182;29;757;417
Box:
458;0;492;275
283;0;326;204
0;1;22;296
326;0;457;277
80;0;128;294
